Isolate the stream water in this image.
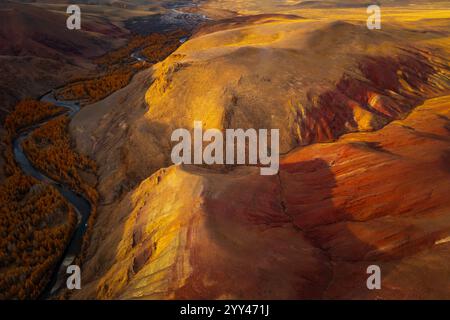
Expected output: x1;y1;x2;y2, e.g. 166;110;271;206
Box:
12;93;91;297
12;32;187;297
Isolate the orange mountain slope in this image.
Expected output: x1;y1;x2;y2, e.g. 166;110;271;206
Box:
71;95;450;299
67;4;450;299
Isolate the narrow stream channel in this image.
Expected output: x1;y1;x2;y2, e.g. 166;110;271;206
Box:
13;93;92;297
12;33;188;298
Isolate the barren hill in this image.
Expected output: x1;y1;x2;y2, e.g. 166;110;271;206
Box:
72;10;450;200
0;2;129;117
69;4;450;299
0;2;124;59
72;95;450;299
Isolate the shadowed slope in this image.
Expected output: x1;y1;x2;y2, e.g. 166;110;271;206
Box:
69;5;450;299
72;95;450;299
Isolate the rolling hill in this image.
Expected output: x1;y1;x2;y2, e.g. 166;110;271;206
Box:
68;3;450;299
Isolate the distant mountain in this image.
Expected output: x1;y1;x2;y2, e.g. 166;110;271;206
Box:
0;2;123;59
0;1;128;118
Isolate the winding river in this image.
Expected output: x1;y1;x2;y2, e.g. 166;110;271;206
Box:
13;52;149;297
13;93;92;297
12;31;189;298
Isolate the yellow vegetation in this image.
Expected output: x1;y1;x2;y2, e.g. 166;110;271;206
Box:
0;100;77;299
55;66;140;104
0;100;98;299
20;114;99;278
0;173;77;299
55;30;188;104
22;115;98;202
96;30;188;66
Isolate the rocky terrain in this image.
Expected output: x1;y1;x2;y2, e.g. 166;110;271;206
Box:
71;93;450;299
68;2;450;299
